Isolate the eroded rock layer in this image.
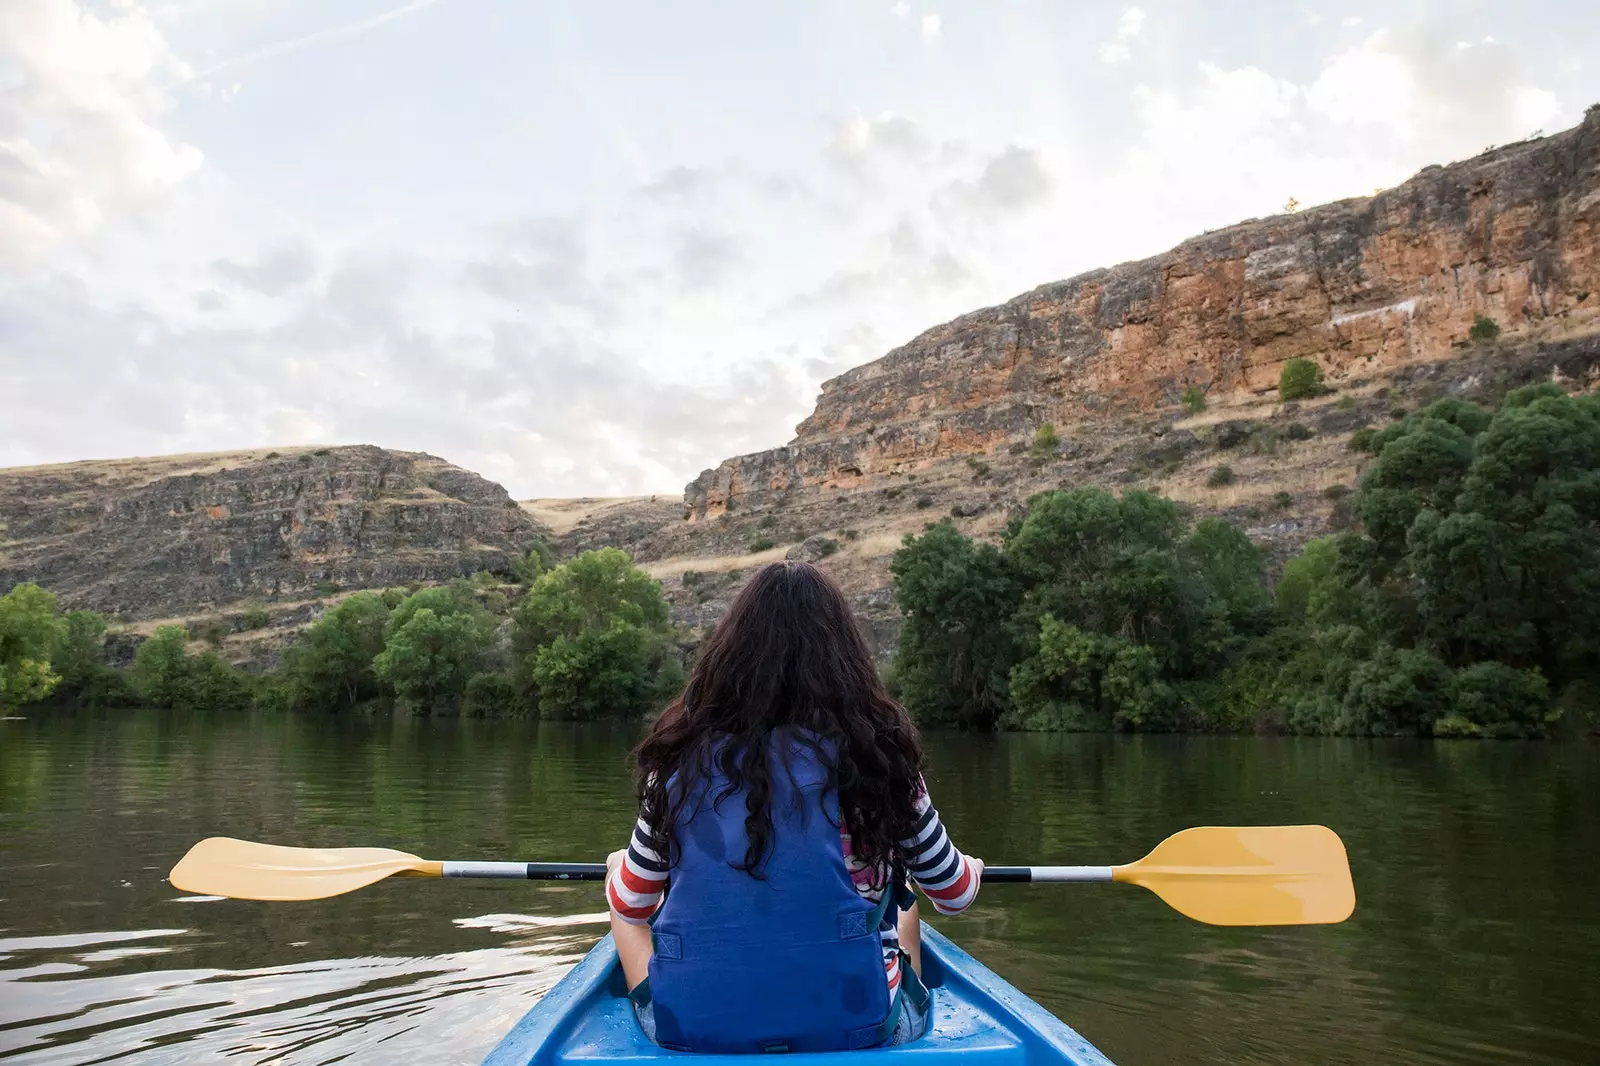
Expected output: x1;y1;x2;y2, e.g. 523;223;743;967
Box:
687;108;1600;517
0;446;542;620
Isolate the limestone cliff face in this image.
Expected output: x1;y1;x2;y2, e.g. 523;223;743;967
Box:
687;108;1600;517
0;446;543;620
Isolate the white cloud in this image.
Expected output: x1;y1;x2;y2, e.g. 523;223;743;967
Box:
891;1;910;17
921;14;941;39
1099;7;1146;65
0;0;202;266
1307;28;1562;152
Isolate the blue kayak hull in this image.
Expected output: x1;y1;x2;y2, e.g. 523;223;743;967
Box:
484;923;1114;1065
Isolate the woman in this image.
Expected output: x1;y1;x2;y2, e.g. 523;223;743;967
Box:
604;561;983;1052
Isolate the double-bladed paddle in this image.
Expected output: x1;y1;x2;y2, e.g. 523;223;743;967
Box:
169;824;1354;926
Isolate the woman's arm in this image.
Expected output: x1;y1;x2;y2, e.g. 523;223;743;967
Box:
606;816;669;922
605;818;669;991
899;786;983;915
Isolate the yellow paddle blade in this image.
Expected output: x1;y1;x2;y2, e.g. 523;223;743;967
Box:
1112;825;1355;926
168;837;443;901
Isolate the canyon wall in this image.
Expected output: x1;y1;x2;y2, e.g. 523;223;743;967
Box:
0;445;544;620
687;107;1600;517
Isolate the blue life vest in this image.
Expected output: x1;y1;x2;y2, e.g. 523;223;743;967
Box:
636;733;901;1054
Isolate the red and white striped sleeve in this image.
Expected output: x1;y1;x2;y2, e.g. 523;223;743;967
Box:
606;815;669;925
900;785;980;916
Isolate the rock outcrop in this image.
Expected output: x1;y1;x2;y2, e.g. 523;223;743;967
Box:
0;445;544;620
687;107;1600;517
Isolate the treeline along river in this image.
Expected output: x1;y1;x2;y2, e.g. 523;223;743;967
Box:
2;710;1596;1064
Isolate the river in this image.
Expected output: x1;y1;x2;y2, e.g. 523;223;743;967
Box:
1;711;1596;1065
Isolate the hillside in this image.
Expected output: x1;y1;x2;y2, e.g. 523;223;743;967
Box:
535;109;1600;656
0;445;545;628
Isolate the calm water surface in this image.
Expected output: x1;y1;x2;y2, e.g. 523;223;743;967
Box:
1;711;1596;1065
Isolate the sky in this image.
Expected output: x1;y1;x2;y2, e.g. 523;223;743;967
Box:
2;0;1597;498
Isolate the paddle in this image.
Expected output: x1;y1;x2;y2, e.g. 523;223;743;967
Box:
169;824;1354;926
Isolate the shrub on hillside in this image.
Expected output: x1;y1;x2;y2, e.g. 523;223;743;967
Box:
1181;385;1207;414
1469;314;1501;343
1279;358;1324;401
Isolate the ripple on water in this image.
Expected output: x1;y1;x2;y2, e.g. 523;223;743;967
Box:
0;926;595;1064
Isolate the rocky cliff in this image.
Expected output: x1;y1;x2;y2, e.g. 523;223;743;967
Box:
687;107;1600;517
0;445;544;621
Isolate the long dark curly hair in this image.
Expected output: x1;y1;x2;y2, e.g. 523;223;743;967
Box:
635;561;924;881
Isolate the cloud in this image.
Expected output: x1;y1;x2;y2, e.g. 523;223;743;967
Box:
1098;7;1146;65
933;145;1056;221
0;0;202;266
826;114;933;173
672;230;743;290
1306;28;1562;152
921;14;941;39
891;1;910;16
212;244;317;296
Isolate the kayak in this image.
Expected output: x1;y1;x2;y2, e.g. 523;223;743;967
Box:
483;923;1114;1065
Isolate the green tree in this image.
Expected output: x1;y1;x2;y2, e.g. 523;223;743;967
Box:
50;610;131;707
0;583;62;707
279;592;392;710
511;540;557;584
890;520;1020;729
1469;314;1501;342
130;625;254;711
374;585;497;710
1032;423;1060;457
511;548;680;719
373;607;492;709
1181;385;1207;413
1279;358;1324;400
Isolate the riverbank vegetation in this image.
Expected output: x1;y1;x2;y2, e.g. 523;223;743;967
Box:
0;547;683;720
3;385;1595;735
890;384;1599;737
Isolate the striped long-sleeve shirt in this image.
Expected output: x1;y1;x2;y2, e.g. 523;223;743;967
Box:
606;780;980;995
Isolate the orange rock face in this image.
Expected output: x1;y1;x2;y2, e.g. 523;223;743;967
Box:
687;108;1600;518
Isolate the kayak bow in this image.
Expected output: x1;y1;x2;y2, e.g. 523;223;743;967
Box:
483;923;1114;1065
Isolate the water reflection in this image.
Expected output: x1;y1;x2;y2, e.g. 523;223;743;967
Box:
0;922;592;1064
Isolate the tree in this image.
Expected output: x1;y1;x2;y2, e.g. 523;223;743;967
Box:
511;549;680;719
1032;423;1059;457
0;584;62;707
373;607;492;709
1279;358;1324;400
374;585;496;710
1469;314;1501;343
1006;616;1174;731
511;540;557;584
130;625;254;711
1268;385;1599;736
1182;385;1207;414
894;489;1272;732
279;591;392;710
50;609;131;707
890;520;1019;729
531;620;682;721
